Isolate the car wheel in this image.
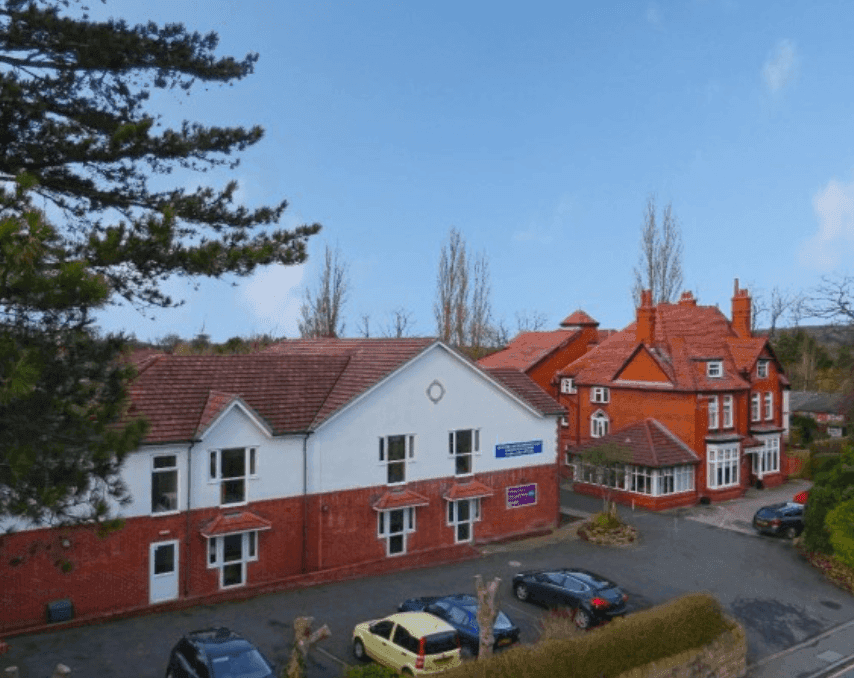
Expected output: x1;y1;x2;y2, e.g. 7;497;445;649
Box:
353;638;368;662
514;583;529;601
784;526;799;539
574;608;592;630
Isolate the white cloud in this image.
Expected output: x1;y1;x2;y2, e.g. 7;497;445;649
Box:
762;39;797;94
800;175;854;270
239;263;305;336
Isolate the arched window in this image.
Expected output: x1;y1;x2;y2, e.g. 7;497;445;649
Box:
591;410;609;438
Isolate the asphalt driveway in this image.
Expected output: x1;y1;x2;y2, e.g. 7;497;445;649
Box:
3;479;852;678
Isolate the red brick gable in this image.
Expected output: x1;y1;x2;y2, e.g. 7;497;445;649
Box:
569;419;700;467
559;303;761;392
614;344;672;383
478;329;581;371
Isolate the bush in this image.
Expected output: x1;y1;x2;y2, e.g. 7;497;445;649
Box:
803;484;841;554
826;498;854;570
443;593;736;678
341;664;399;678
538;608;584;641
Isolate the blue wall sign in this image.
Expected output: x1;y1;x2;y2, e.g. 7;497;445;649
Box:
507;484;537;508
495;440;543;458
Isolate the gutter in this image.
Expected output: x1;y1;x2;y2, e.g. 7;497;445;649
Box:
184;438;198;598
301;431;313;574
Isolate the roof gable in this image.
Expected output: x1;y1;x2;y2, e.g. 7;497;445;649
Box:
570;419;699;467
614;345;672;384
478;329;580;372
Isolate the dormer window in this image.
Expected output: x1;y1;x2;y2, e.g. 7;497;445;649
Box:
560;378;576;394
707;361;723;378
757;360;769;378
591;386;610;403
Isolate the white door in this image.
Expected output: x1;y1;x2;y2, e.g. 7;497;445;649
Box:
150;540;179;604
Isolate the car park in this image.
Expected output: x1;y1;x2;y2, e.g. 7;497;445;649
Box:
164;627;275;678
352;611;462;675
752;502;805;539
512;568;628;629
398;593;520;655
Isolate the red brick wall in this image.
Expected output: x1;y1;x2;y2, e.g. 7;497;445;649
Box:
527;326;599;399
1;464;557;634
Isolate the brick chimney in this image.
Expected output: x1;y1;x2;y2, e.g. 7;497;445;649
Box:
731;278;752;338
636;289;655;344
678;291;697;306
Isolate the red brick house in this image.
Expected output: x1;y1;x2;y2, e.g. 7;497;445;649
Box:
478;310;606;402
0;339;564;633
558;282;790;510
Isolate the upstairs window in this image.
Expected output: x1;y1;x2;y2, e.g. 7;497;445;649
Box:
764;392;773;420
707;361;723;378
757;360;769;379
560;378;576;394
591;411;609;438
590;386;610;403
209;447;256;506
708;396;719;430
723;395;734;428
449;429;479;476
751;394;761;422
151;454;178;514
379;435;415;485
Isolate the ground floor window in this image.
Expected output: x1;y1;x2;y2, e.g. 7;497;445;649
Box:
752;436;780;477
447;498;481;543
573;459;695;497
707;445;739;489
207;531;258;588
377;507;416;556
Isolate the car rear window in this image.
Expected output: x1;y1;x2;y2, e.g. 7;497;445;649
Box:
570;571;614;590
210;649;271;678
423;631;459;655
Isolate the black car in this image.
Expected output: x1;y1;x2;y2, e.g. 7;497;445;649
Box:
398;594;520;654
165;627;275;678
512;568;628;629
752;502;805;539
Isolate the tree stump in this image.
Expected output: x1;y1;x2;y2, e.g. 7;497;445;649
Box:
285;616;331;678
475;574;501;659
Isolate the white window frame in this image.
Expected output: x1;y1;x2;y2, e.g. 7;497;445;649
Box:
206;531;258;589
723;395;733;429
447;498;481;543
560;416;569;428
751;394;761;422
151;454;179;515
757;360;769;379
590;386;610;403
654;466;695;496
708;396;719;430
377;507;416;556
591;410;609;438
448;429;479;477
752;436;780;478
707;444;740;489
208;447;257;507
764;392;773;421
379;435;416;486
560;378;576;394
707;361;723;378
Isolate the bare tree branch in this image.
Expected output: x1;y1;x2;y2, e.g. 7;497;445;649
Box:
632;195;684;306
298;244;349;338
515;310;549;333
382;307;415;338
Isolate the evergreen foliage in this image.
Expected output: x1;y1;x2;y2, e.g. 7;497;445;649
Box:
0;0;319;523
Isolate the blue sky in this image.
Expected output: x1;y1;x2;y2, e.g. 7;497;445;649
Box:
88;1;854;342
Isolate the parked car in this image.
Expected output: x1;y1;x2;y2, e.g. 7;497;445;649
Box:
752;502;805;539
165;627;275;678
398;593;520;654
352;611;462;675
512;568;628;629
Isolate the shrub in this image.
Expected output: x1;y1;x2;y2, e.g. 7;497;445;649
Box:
538;608;584;641
803;484;841;554
341;664;399;678
826;498;854;570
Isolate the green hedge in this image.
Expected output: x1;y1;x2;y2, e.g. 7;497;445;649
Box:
442;593;735;678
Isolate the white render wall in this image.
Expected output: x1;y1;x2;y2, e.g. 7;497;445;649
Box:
310;343;559;494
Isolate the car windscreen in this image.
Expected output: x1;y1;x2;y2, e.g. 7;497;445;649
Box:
210;649;271;678
570;571;615;590
422;631;459;655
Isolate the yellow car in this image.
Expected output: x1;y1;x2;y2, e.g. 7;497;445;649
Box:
352;611;462;675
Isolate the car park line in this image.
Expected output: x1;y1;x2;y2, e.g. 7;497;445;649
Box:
502;602;542;620
316;646;349;668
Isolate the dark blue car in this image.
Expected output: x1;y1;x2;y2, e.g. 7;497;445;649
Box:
398;594;520;655
165;628;275;678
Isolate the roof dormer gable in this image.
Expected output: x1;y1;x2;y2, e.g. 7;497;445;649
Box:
614;344;672;384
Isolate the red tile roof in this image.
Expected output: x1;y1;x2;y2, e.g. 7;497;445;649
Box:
443;480;495;500
483;368;566;415
478;329;581;371
371;488;430;510
560;310;599;327
568;419;700;467
200;510;272;537
129;339;563;444
558;302;777;392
